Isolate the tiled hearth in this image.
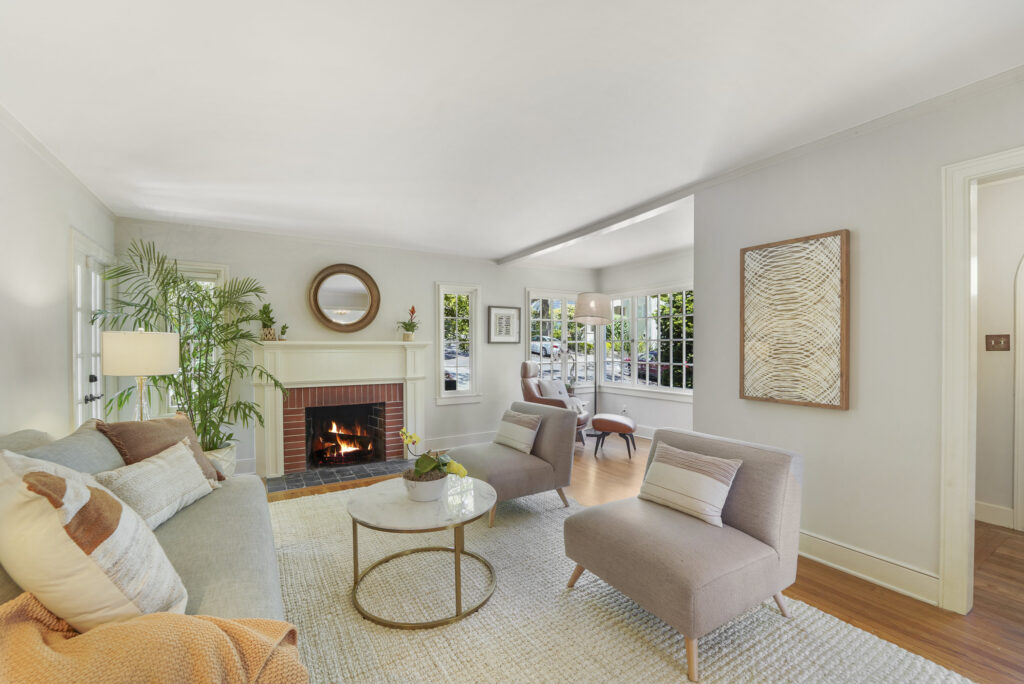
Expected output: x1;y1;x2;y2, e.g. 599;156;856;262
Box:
282;383;404;473
265;458;409;493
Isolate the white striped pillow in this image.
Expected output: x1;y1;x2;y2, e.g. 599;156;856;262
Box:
493;410;543;454
638;442;742;526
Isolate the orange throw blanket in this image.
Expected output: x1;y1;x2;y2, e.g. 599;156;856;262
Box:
0;593;308;683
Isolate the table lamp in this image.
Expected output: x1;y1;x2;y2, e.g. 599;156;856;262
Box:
101;331;180;421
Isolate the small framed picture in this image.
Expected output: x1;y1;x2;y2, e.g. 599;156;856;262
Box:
488;306;521;344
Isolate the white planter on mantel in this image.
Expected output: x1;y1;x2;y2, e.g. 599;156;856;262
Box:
252;341;430;478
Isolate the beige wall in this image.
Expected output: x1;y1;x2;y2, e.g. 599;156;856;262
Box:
0;108;114;437
693;73;1024;576
976;175;1024;514
115;219;598;472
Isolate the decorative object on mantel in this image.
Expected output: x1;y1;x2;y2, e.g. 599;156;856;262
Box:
399;427;467;501
740;229;850;409
258;303;277;341
309;264;380;333
278;323;289;341
93;241;286;457
397;305;419;341
101;330;180;421
488;305;521;343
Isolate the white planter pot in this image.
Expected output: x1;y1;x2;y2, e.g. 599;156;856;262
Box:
403;473;448;502
205;443;237;478
402;331;415;342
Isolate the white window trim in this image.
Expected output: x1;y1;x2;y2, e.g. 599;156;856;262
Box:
525;288;597;390
605;283;694;397
436;282;482;405
177;261;229;286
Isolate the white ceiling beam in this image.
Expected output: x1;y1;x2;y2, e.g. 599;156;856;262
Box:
494;187;694;266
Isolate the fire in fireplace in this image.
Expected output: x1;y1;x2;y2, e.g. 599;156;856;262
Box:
306;403;384;468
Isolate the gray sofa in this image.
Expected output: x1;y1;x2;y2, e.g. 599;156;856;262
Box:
563;428;802;681
0;424;284;620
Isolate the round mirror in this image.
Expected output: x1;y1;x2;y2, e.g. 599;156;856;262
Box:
308;264;380;332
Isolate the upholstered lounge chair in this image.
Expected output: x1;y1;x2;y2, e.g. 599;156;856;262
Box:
520;361;589;444
563;428;802;681
446;401;577;527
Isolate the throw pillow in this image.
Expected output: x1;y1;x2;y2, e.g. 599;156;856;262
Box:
538;379;568;398
493;410;543;454
97;414;222;483
638;442;742;527
0;450;188;632
95;439;214;530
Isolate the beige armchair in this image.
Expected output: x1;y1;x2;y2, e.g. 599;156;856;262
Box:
520;361;589;445
563;429;802;681
446;401;577;527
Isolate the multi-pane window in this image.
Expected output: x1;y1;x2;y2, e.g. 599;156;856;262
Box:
606;289;693;390
528;292;595;384
438;283;478;399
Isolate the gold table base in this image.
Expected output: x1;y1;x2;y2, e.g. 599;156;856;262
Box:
351;520;496;629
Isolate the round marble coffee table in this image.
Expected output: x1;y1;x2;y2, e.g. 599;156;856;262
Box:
346;476;498;629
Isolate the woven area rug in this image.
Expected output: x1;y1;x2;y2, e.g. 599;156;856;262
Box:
270;489;970;683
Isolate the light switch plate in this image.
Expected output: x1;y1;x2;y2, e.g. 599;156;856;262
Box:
985;334;1010;351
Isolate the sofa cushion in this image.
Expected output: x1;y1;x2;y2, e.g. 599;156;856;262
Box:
493;409;543;454
0;450;188;632
22;420;123;475
97;415;221;483
638;442;741;527
95;439;215;530
447;442;554;502
155;474;284;620
0;429;54;453
564;496;779;638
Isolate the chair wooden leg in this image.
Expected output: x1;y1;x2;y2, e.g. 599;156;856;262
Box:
773;592;790;618
567;563;585;588
556;487;569;507
685;636;698;681
488;504;496;528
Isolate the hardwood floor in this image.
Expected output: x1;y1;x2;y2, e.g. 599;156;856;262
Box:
267;435;1024;682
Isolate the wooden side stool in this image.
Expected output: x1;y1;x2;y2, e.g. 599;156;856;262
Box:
590;414;637;459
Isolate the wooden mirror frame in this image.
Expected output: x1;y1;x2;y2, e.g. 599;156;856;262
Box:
308;264;381;332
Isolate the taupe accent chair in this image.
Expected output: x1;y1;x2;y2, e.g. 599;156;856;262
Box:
520;361;589;445
446;401;577;528
563;429;802;682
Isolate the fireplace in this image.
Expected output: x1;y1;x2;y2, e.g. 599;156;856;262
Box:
306;403;384;468
280;382;405;473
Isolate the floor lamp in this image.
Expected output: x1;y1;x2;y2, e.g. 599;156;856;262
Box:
102;331;180;421
573;291;612;430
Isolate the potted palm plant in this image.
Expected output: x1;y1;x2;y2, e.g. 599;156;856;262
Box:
94;241;286;475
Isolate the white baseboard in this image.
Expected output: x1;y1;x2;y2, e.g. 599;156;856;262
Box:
799;531;940;605
422;431;496;451
976;500;1015;528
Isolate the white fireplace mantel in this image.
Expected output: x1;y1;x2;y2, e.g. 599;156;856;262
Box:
253;340;430;477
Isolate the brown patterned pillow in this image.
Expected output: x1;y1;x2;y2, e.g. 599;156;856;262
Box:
0;450;188;632
97;414;223;482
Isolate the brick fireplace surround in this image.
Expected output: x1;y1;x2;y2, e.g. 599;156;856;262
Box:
282;383;404;473
253;341;428;478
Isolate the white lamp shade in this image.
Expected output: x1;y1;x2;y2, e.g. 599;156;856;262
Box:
574;292;613;325
101;331;180;376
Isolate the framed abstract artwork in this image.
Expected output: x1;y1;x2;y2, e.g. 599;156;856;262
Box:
487;306;521;344
740;229;850;409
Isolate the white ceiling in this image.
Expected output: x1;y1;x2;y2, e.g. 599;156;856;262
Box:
2;1;1023;264
526;196;693;268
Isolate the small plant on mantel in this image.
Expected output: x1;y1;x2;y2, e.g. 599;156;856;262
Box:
400;428;466;482
258;303;277;341
397;306;419;341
